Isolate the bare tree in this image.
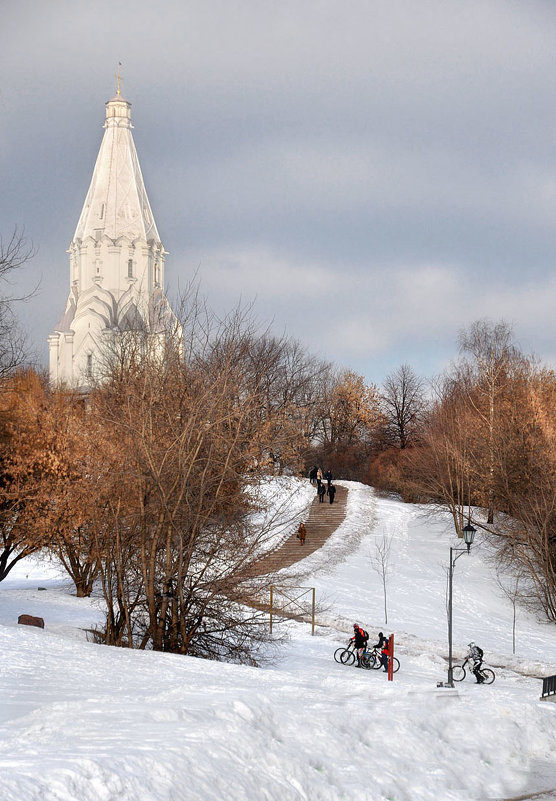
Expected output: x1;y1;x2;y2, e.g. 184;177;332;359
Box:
407;343;556;622
405;376;478;537
496;569;523;655
370;532;393;625
0;227;36;377
381;364;427;449
458;320;521;523
37;390;106;597
307;368;385;479
240;333;331;474
0;370;54;581
83;303;314;663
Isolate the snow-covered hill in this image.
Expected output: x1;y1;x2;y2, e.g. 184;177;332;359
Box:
1;480;555;801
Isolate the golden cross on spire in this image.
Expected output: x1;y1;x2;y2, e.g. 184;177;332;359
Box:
115;62;123;96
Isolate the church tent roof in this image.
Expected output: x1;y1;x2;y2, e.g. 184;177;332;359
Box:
73;95;160;244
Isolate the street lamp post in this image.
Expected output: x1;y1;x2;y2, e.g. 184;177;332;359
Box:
161;579;177;652
446;522;476;687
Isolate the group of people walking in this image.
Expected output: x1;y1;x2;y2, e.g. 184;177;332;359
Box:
296;466;338;547
309;466;336;504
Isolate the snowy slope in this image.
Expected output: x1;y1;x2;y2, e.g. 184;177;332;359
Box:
1;479;555;801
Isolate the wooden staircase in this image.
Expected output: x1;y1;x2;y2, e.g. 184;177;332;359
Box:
249;484;348;576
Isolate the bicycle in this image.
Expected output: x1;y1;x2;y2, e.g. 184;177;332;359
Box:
361;647;400;673
334;643;400;672
334;642;356;665
334;644;375;669
334;642;375;668
452;658;495;684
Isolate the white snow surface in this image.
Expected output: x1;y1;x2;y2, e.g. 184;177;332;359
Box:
1;480;555;801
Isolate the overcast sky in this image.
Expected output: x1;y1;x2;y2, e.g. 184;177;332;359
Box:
2;0;556;385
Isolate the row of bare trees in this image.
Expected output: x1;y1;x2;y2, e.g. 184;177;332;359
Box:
2;225;554;635
371;321;556;622
0;282;390;661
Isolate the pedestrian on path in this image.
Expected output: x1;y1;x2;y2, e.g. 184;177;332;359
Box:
328;484;336;504
318;483;326;503
297;522;307;545
316;467;323;490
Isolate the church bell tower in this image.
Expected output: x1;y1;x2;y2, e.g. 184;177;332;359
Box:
48;82;179;387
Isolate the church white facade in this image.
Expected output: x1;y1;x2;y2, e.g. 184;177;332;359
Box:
48;89;180;387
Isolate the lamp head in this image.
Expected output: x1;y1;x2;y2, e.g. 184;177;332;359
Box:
463;523;477;550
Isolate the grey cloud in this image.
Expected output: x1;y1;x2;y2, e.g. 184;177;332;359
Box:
3;0;556;385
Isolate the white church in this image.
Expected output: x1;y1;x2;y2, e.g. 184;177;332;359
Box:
48;84;180;387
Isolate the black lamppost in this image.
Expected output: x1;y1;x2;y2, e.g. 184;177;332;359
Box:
161;579;177;651
446;522;476;687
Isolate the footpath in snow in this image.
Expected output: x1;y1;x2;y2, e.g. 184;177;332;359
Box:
0;479;555;801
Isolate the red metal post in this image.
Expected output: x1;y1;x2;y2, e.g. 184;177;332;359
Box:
388;633;394;681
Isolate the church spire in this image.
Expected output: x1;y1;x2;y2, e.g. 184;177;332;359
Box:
73;83;160;244
49;85;180;389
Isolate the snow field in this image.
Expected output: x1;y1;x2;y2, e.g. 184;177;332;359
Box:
0;479;555;800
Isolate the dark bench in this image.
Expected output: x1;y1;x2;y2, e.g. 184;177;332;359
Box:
17;614;45;629
541;674;556;700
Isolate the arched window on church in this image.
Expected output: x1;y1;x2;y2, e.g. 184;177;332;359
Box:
87;354;93;380
154;262;159;285
127;259;133;278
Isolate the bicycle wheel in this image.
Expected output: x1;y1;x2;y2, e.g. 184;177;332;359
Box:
340;649;355;666
334;647;346;663
361;653;373;670
452;666;466;682
480;668;495;685
371;652;382;670
391;657;400;673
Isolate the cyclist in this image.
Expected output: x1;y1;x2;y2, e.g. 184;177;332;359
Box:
371;631;388;650
350;624;369;667
367;631;388;670
467;641;485;683
380;635;390;672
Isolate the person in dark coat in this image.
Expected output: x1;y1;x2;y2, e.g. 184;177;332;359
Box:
317;483;326;503
372;632;389;671
325;470;332;494
350;623;369;667
297;522;307;545
467;641;485;683
380;637;390;672
328;483;336;504
309;466;318;485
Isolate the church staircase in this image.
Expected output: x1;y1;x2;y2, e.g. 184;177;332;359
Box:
248;483;348;577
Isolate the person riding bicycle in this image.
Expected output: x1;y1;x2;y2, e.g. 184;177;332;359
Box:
350;624;369;667
467;641;485;683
